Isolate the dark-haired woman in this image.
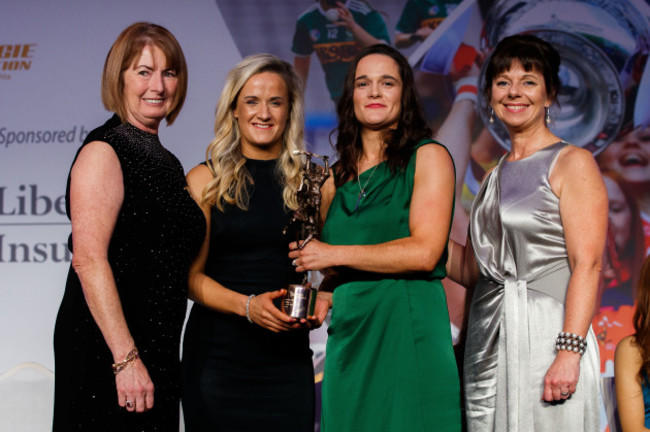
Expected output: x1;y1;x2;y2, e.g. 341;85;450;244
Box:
290;43;461;431
446;34;605;430
615;255;650;431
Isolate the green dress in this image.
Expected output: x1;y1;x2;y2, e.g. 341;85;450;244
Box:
320;140;461;431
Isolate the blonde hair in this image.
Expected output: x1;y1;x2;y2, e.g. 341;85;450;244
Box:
101;22;187;125
203;54;305;211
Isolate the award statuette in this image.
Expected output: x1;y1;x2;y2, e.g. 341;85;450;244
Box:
282;150;330;319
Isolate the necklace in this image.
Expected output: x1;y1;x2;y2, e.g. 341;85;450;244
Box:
354;158;380;211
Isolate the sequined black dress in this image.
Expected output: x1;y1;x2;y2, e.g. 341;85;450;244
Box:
53;115;206;431
181;158;315;432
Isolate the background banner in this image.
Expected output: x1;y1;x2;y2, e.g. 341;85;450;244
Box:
2;1;650;430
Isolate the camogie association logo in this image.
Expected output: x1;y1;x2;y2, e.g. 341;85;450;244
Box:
0;43;37;79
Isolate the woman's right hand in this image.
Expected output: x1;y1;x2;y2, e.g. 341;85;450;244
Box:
303;291;332;329
247;289;300;333
116;358;154;413
289;239;335;272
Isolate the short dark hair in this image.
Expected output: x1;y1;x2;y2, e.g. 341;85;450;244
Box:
333;44;431;186
484;34;561;104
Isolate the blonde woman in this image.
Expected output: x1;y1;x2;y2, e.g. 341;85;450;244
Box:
181;54;314;431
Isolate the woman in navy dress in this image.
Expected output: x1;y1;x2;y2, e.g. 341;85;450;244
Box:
181;54;315;432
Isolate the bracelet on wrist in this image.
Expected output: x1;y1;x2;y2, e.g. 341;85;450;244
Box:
246;294;256;324
112;348;139;375
555;332;586;356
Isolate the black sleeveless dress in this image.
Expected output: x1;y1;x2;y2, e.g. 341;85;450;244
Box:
53;115;206;431
181;158;315;432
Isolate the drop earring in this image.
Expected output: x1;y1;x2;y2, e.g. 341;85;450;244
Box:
489;108;495;124
545;107;551;125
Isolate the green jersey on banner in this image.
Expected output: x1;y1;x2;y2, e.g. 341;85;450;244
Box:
292;0;390;102
396;0;462;34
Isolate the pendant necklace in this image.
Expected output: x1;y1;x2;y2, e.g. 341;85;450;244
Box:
354;158;380;211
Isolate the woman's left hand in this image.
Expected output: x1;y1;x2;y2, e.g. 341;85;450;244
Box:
289;239;335;272
116;357;155;412
542;350;581;401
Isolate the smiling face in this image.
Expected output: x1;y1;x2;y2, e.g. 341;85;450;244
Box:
233;71;289;159
122;44;177;134
604;176;633;254
353;54;403;131
598;126;650;184
490;60;551;134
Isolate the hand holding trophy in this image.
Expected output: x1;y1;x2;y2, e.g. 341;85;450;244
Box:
282;150;330;319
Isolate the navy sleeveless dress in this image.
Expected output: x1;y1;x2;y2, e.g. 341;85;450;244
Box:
181;158;315;432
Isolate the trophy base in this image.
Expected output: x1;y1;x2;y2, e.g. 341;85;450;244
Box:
282;284;316;319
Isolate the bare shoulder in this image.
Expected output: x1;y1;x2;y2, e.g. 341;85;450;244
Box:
186;163;213;185
554;144;599;174
186;163;213;203
72;140;121;179
416;141;453;162
415;142;454;175
75;140;118;164
552;144;604;196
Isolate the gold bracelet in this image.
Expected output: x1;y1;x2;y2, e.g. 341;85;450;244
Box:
112;348;139;375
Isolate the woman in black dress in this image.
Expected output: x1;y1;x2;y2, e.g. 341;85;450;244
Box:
181;54;315;431
53;22;205;431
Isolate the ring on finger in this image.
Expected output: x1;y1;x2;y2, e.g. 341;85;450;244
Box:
292;259;298;266
126;400;134;409
560;391;569;397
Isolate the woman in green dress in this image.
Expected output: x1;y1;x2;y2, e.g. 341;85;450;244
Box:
289;44;461;431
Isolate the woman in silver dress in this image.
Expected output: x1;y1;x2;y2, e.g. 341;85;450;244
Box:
447;34;606;431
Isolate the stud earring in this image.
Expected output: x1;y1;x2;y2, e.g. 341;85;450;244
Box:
489;108;495;124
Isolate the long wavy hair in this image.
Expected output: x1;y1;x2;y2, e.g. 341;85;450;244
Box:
633;256;650;378
333;44;432;187
202;54;304;211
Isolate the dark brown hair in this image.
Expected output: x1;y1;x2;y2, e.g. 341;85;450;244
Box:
633;256;650;378
484;34;561;105
332;44;431;187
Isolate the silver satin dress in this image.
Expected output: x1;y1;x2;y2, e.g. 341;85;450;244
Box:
465;141;600;431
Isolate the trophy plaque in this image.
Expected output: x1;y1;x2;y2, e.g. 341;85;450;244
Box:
282;150;330;319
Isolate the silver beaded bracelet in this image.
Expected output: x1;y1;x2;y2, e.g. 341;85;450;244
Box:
555;332;586;356
245;294;256;324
